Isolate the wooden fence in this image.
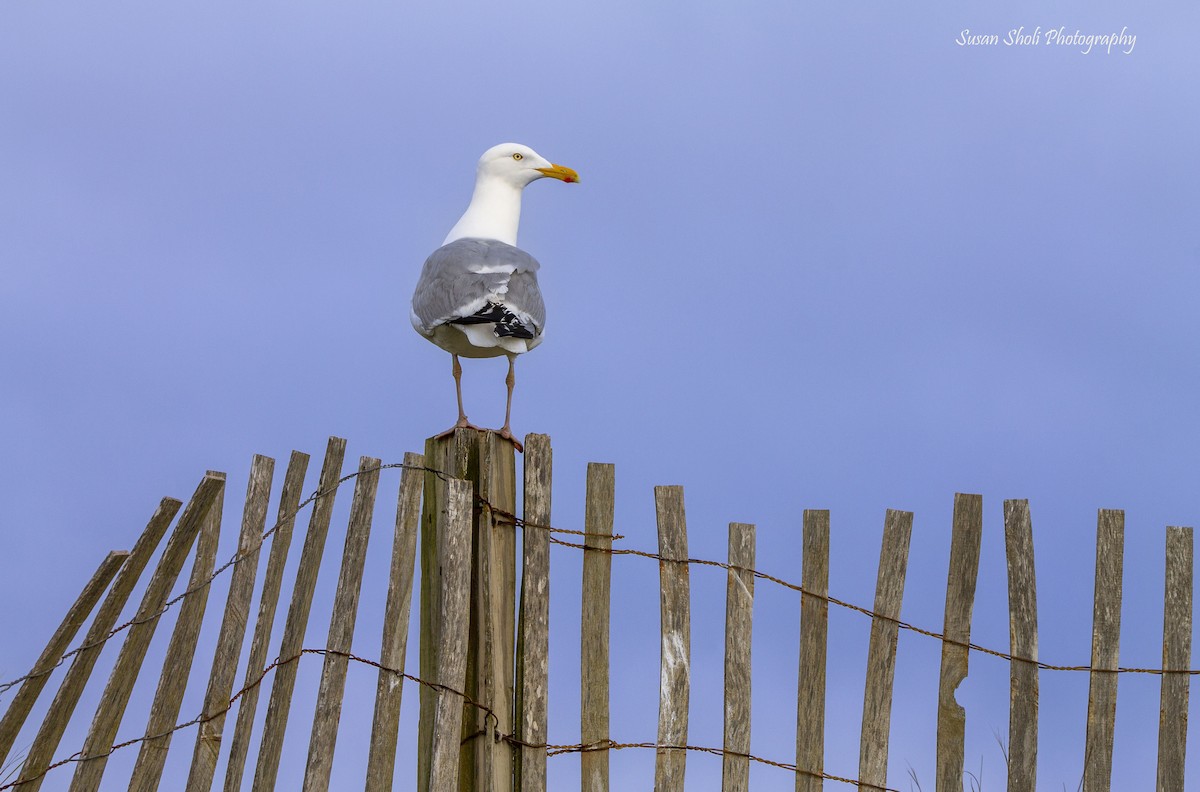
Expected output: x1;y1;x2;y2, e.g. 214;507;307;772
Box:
0;429;1193;791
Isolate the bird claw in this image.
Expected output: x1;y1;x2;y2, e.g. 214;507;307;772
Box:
433;417;483;441
493;428;523;453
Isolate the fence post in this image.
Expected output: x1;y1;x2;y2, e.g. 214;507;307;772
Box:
13;498;180;792
858;509;914;791
654;485;690;792
219;450;311;792
580;463;614;792
303;456;382;790
1083;509;1124;792
796;510;829;792
365;451;425;792
251;437;348;792
69;473;226;792
516;434;552;792
419;429;517;792
428;478;475;791
1003;499;1038;792
0;550;127;766
1156;525;1193;791
127;473;225;792
722;522;755;792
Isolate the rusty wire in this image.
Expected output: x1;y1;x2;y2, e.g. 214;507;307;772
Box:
1;456;1193;702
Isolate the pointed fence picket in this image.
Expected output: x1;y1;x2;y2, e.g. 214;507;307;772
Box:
0;429;1196;792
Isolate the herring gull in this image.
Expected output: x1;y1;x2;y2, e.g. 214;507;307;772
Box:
411;143;578;450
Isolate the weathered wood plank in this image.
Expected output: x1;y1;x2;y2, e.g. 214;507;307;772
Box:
219;450;310;792
935;493;983;792
68;473;226;792
469;433;518;791
721;522;755;792
418;429;517;792
428;478;474;792
14;498;180;792
182;454;274;792
1083;509;1124;792
654;485;690;792
0;551;127;766
418;430;477;792
858;509;914;791
516;434;552;792
301;456;381;791
127;475;225;792
580;462;614;792
1156;526;1191;792
796;510;829;792
251;437;347;792
1003;499;1039;792
364;451;425;792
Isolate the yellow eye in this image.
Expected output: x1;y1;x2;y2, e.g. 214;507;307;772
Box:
512;152;523;160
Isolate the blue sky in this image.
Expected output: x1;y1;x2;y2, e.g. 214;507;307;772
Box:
2;0;1198;789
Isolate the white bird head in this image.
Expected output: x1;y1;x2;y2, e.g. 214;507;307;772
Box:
476;143;580;188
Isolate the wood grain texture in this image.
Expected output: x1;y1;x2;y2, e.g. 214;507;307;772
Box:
796;510;829;792
303;456;381;791
14;498;180;792
1156;526;1191;792
935;493;983;792
364;451;425;792
654;485;690;792
180;454;274;792
252;437;347;792
580;462;614;792
516;434;552;792
0;551;127;766
1083;509;1124;792
127;478;224;792
68;473;226;792
419;430;477;792
721;522;755;792
1003;499;1039;792
470;432;518;792
857;509;913;791
219;450;310;792
428;478;474;792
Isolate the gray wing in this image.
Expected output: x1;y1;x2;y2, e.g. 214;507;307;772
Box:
411;238;545;334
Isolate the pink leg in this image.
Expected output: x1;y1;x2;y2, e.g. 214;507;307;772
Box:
497;355;522;452
436;354;481;438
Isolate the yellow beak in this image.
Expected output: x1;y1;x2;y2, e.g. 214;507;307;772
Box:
536;163;580;183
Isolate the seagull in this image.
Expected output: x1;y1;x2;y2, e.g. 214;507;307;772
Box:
411;143;578;451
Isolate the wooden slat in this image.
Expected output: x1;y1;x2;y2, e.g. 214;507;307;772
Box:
14;498;180;792
469;433;518;791
1003;499;1038;792
935;493;983;792
417;429;517;792
364;451;425;792
580;462;614;792
428;478;474;791
1083;509;1124;792
418;431;476;792
796;510;829;792
68;473;226;792
857;509;914;791
654;485;690;792
219;450;310;792
0;551;127;766
1156;526;1192;792
516;434;552;792
302;456;382;791
183;454;274;791
126;477;224;792
252;437;347;792
721;522;755;792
